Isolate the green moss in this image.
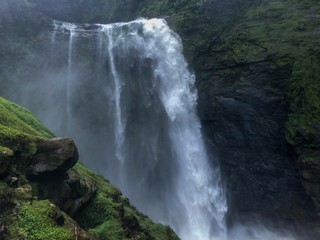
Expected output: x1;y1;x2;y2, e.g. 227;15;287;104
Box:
286;56;320;145
11;200;73;240
73;164;179;240
12;184;33;201
0;96;53;157
0;145;11;152
72;164;130;239
89;216;125;240
0;97;52;138
0;182;8;193
201;0;320;150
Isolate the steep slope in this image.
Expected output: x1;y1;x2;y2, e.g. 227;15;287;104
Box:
0;96;179;240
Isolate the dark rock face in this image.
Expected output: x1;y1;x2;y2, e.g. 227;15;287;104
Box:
29;138;79;177
0;226;9;240
0;148;13;177
32;171;97;216
198;61;316;228
190;0;320;232
297;148;320;215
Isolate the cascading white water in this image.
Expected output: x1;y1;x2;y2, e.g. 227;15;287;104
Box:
50;21;77;134
66;24;76;134
51;20;58;52
49;18;227;240
105;26;125;164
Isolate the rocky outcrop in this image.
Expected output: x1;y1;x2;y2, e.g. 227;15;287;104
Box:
0;95;179;239
0;148;13;177
32;170;98;216
29;138;79;177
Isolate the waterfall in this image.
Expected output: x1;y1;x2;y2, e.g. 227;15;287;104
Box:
104;26;125;164
50;18;227;240
66;24;76;134
50;21;77;134
51;20;58;52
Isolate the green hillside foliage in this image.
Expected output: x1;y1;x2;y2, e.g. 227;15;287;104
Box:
0;96;53;157
0;97;179;239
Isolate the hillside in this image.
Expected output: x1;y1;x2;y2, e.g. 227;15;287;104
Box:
0;96;178;240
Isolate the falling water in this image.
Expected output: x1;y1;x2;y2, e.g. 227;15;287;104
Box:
50;21;77;134
49;18;227;240
105;26;125;164
51;20;58;52
66;24;76;134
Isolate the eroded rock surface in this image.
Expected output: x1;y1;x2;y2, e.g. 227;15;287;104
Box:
29;138;79;177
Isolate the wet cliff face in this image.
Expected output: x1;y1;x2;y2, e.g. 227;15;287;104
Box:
179;0;320;231
124;0;320;232
0;0;319;236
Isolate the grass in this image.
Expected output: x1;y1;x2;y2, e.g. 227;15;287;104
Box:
0;96;53;157
11;200;73;240
73;163;179;240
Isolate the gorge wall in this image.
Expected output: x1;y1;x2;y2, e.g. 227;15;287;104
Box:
0;0;319;238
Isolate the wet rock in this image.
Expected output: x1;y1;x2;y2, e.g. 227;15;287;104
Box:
0;226;9;240
297;148;320;214
0;187;14;214
198;60;316;227
63;177;97;216
29;138;79;177
51;210;65;226
7;176;18;188
73;226;91;240
122;212;141;238
31;172;97;216
0;148;13;177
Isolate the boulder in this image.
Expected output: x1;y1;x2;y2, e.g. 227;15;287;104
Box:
29;138;78;177
0;148;13;177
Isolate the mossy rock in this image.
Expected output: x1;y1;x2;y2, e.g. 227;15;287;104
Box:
73;164;179;240
0;146;13;176
0;97;179;239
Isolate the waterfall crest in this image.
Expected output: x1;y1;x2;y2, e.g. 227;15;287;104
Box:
49;18;227;240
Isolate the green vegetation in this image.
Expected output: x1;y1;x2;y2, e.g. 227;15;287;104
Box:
73;164;179;240
0;96;53;157
0;96;178;239
11;200;73;240
287;56;320;146
216;0;320;147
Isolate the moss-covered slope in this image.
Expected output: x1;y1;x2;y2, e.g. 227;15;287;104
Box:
0;96;53;158
0;96;179;240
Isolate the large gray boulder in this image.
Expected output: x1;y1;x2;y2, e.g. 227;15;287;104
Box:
29;138;79;177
